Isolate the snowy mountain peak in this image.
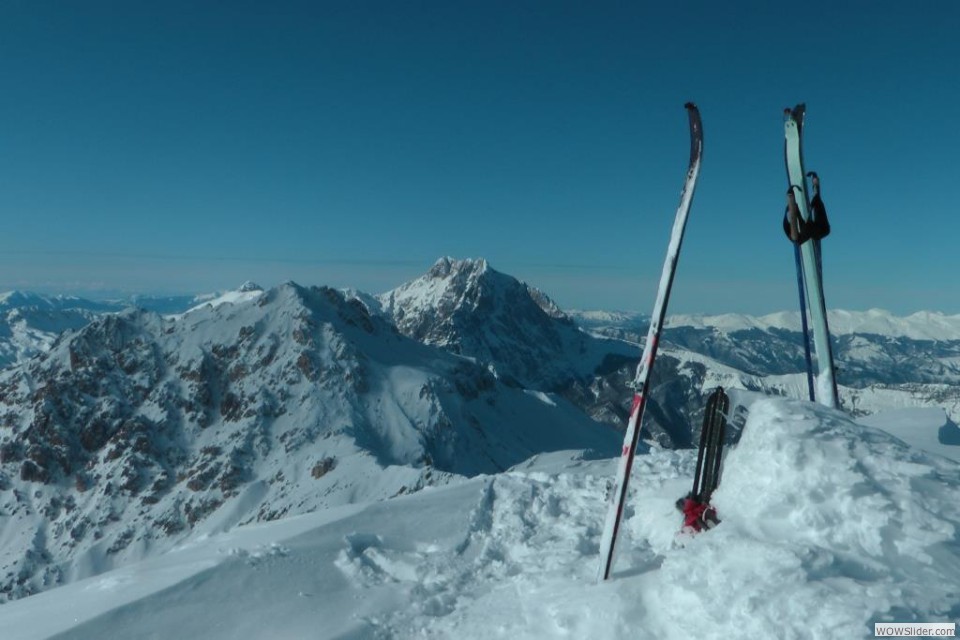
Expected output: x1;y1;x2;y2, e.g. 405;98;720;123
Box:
237;281;263;293
380;257;508;325
377;258;631;391
427;256;489;279
382;257;566;325
185;283;267;313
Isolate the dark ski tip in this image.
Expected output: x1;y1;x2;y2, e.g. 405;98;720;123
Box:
684;102;700;128
785;103;806;123
684;102;703;164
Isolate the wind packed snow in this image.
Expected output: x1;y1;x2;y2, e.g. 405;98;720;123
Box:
2;396;958;639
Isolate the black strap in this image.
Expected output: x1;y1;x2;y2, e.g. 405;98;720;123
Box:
784;187;812;245
807;172;831;240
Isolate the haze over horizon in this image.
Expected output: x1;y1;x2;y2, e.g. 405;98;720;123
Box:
4;258;960;325
2;2;957;315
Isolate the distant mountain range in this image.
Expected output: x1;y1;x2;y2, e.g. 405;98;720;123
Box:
573;308;960;341
0;291;208;369
569;304;960;419
0;257;958;601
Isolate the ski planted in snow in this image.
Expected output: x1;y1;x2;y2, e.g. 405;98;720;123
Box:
678;387;729;532
785;187;816;402
598;103;703;582
784;104;839;409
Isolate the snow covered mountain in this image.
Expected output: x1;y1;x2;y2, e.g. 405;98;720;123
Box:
377;257;632;390
1;396;958;639
574;307;960;342
673;308;960;340
664;311;960;389
0;292;120;369
377;259;960;447
572;307;960;421
0;290;212;370
3;258;960;609
0;282;617;601
377;258;727;448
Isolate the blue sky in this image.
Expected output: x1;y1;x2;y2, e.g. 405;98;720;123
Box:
0;1;957;314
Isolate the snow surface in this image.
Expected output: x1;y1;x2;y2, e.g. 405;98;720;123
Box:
2;396;958;639
859;407;960;462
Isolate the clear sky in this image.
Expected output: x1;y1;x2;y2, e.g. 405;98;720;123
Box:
1;1;957;314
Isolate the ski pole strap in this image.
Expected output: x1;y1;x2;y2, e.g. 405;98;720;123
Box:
806;172;831;240
784;187;811;245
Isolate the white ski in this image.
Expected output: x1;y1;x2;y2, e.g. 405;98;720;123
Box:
598;103;703;582
784;105;839;409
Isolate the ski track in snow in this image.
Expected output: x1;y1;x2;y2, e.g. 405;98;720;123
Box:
2;399;960;639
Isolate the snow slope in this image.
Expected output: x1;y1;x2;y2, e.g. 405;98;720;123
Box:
859;407;960;463
3;396;958;639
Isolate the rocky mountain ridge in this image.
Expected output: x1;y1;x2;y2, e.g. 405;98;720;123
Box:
0;280;617;601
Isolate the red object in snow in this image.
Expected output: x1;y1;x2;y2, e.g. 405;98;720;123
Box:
682;498;718;532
